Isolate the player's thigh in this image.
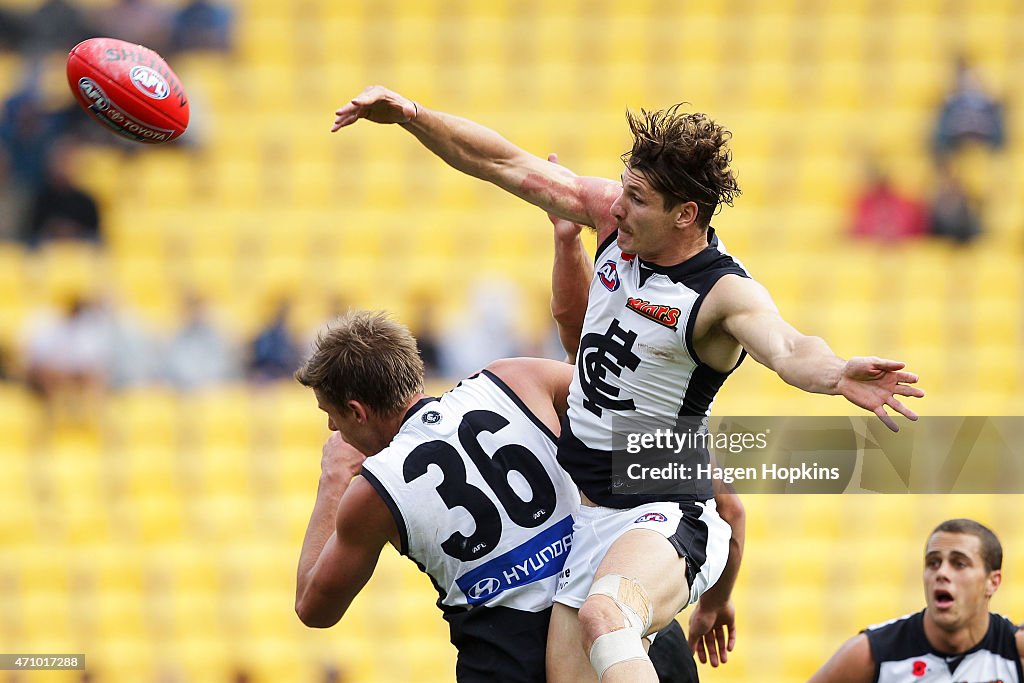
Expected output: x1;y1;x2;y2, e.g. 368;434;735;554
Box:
546;602;597;683
594;528;692;632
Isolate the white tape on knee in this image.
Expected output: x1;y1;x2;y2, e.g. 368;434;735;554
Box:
589;627;649;681
587;574;653;633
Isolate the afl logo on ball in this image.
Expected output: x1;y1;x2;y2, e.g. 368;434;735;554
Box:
635;512;668;524
467;577;501;601
78;78;109;112
129;65;170;100
422;410;442;425
598;260;620;291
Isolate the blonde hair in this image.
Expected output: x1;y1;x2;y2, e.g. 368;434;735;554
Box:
295;310;424;415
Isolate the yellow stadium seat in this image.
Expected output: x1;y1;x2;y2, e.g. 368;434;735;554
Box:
0;476;36;546
0;382;42;452
20;590;75;646
106;387;181;448
33;241;104;307
128;494;187;543
192;493;256;542
184;387;254;451
174;635;233;683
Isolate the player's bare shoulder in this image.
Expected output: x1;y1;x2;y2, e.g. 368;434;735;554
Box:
703;272;776;320
484;358;574;431
690;274;772;371
807;633;874;683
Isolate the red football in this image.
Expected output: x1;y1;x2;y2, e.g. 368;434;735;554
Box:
67;37;190;144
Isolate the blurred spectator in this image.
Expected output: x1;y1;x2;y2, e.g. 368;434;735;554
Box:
99;295;160;389
171;0;234;54
0;78;62;192
408;295;443;379
23;295;110;405
247;299;302;383
929;161;982;244
0;343;9;381
91;0;171;56
0;9;26;51
21;0;94;56
850;165;927;242
933;56;1005;158
320;665;347;683
164;292;239;390
440;278;528;377
0;147;29;241
23;139;101;247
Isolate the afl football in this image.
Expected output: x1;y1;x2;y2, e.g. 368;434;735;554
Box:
67;37;190;144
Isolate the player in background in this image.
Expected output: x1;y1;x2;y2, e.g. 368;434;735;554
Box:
293;310;742;682
332;87;924;682
808;519;1023;683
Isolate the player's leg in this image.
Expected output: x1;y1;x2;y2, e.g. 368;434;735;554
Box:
550;602;689;683
580;529;688;683
581;501;730;683
648;619;700;683
547;602;598;683
547;504;608;683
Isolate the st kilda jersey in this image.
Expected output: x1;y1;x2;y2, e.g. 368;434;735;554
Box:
360;371;580;681
558;228;749;508
864;610;1022;683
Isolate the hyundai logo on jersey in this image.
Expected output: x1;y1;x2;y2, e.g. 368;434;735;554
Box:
598;260;620;291
466;577;502;601
456;515;574;605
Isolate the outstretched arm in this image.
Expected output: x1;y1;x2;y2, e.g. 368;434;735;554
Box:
807;634;875;683
333;86;621;241
711;276;924;432
295;433;397;627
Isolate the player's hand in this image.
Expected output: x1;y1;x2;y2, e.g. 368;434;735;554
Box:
320;432;367;483
687;599;736;667
332;85;418;131
837;357;925;432
545;153;585;243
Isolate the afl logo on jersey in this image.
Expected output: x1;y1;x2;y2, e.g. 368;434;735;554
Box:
422;410;442;425
635;512;668;524
467;577;502;601
598;260;620;291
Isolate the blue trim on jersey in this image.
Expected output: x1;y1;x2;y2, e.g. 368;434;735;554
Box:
480;369;558;445
455;515;574;605
360;468;410;556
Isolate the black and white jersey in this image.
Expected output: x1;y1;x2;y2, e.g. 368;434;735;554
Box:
558;228;749;508
360;371;578;681
864;610;1022;683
